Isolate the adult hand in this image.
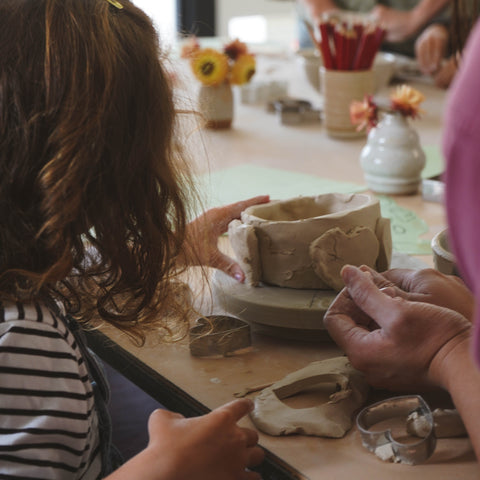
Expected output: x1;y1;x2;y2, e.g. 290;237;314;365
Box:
185;195;269;282
370;6;418;42
433;56;458;89
109;399;264;480
324;265;471;391
415;24;449;75
300;0;339;22
361;265;474;321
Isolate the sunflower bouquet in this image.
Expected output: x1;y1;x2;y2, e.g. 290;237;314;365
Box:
350;84;425;132
181;37;256;86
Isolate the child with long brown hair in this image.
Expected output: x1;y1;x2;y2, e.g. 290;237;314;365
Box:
0;0;266;477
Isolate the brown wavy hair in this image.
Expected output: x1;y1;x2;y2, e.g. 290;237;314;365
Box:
0;0;195;343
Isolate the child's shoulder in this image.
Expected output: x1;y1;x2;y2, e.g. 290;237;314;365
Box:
0;300;74;351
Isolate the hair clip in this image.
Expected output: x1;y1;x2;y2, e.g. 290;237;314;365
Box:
106;0;124;9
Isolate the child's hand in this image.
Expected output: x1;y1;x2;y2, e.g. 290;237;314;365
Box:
106;398;264;480
147;399;264;480
185;195;270;282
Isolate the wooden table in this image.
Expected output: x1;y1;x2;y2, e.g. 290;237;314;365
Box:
86;52;479;479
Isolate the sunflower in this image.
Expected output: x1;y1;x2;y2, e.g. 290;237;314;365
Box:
191;48;229;86
230;54;256;85
390;85;425;119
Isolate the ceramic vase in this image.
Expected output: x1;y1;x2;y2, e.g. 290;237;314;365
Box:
359;112;426;194
198;82;233;129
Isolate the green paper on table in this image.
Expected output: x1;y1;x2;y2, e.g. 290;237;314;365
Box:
199;147;442;256
421;144;444;179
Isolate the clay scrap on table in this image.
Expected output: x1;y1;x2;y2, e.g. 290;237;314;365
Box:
250;356;370;438
228;193;392;291
407;408;467;439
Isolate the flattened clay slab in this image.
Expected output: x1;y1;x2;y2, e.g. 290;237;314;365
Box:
310;226;380;291
228;193;392;291
250;356;370;438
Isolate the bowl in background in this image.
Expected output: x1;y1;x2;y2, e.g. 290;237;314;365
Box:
295;48;322;92
295;50;396;93
373;52;396;91
431;228;459;276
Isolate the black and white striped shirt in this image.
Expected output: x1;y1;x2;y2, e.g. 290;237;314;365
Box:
0;301;102;479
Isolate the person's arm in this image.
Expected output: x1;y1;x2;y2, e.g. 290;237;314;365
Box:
430;333;480;460
105;399;265;480
415;23;450;74
432;56;458;88
298;0;339;22
371;0;451;42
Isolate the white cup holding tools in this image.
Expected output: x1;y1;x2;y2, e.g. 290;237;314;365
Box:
321;67;374;139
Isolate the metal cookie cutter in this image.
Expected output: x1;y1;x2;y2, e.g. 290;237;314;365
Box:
356;395;436;465
189;315;251;357
268;98;321;125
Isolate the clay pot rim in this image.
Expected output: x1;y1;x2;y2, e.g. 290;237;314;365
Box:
242;193;377;224
431;228;455;264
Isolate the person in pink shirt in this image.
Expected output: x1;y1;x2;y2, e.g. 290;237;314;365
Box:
324;2;480;462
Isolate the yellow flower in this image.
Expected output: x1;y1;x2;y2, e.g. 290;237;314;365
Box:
230;54;256;85
191;48;229;86
390;85;425;118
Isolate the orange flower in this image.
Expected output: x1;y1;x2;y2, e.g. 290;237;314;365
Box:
180;36;200;59
390;85;425;118
224;38;248;61
230;54;256;85
350;85;426;131
350;95;378;131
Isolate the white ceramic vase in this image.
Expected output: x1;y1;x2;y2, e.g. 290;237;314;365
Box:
359;112;426;194
197;82;233;129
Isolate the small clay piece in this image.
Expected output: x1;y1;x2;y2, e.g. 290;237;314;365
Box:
250;356;369;438
407;408;467;438
374;217;393;271
228;193;392;290
228;220;261;286
309;226;380;291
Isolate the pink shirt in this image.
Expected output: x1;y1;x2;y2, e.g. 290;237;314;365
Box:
444;19;480;364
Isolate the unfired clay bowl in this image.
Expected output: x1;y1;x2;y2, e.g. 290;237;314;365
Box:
228;193;392;291
431;228;459;276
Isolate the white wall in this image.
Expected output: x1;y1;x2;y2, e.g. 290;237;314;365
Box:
132;0;176;46
216;0;297;46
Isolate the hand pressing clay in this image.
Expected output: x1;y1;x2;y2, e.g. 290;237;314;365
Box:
310;226;380;292
228;193;392;291
250;356;370;438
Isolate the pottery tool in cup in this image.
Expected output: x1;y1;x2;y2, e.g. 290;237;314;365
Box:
316;15;386;71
